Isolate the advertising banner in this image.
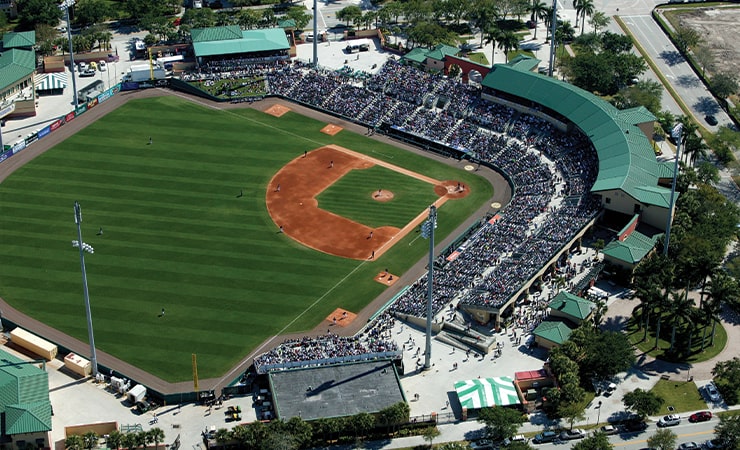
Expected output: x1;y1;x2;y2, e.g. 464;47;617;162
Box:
38;125;51;140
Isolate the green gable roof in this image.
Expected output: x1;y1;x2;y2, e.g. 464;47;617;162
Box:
5;401;52;434
2;31;36;49
548;291;595;320
426;44;458;61
0;49;36;89
481;58;672;207
656;160;676;179
508;54;540;72
277;19;296;29
191;25;243;43
403;47;428;64
619;105;656;125
534;321;572;345
602;230;660;264
192;27;290;58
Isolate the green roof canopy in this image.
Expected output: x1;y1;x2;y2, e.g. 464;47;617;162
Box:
0;49;36;90
0;350;52;434
454;376;520;409
481;58;671;207
602;230;660;264
192;27;290;58
548;291;595;320
2;31;36;49
533;321;572;345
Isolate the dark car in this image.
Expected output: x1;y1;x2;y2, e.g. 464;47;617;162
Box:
533;431;559;444
688;411;712;422
623;419;648;432
705;115;718;126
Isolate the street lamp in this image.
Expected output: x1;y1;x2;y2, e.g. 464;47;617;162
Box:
421;205;437;370
596;400;603;425
59;0;79;107
73;201;99;377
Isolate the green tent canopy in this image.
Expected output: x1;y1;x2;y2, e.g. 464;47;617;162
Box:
454;376;520;409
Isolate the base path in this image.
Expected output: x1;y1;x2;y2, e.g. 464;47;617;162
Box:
266;145;469;260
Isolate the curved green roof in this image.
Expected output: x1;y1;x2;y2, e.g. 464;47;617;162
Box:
192;27;290;58
481;59;671;207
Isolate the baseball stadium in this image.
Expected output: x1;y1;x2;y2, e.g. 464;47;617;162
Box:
0;48;673;411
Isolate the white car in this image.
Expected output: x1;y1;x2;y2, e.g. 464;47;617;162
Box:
657;414;681;427
706;383;722;402
98;60;107;71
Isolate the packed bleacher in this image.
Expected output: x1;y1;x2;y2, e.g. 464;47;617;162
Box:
208;56;603;369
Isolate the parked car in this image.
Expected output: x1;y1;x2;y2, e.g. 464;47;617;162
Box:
533;431;559;444
677;442;700;450
706;383;722;402
135;400;150;413
689;411;712;423
98;60;107;71
560;429;586;440
703;438;728;449
624;419;649;432
705;115;718;126
502;435;528;445
469;439;494;450
80;69;96;77
658;414;681;427
599;425;619;435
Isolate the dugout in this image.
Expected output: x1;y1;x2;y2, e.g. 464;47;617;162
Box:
9;327;58;360
268;360;405;421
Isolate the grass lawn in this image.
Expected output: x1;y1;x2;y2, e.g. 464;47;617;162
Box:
316;165;438;228
466;52;489;66
0;96;492;382
626;311;728;364
650;379;708;415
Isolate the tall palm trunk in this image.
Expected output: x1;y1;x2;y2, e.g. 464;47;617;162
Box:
654;312;662;350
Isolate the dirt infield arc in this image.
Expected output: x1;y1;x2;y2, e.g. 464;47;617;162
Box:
265;145;470;260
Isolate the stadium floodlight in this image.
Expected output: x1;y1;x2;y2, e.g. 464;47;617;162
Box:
73;201;99;377
420;205;437;370
59;0;79;106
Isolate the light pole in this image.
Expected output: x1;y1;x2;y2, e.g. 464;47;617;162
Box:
596;400;602;425
73;201;99;377
664;123;682;256
421;205;437;370
59;0;79;107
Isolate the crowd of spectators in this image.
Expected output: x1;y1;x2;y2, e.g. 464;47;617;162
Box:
221;57;605;370
253;312;400;373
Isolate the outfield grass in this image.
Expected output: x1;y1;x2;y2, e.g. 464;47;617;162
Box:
0;96;492;382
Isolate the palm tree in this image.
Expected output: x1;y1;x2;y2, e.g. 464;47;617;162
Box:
148;428;165;450
578;0;595;35
107;431;123;450
65;435;84;450
653;289;671;350
530;0;547;40
82;432;99;450
483;25;502;64
497;30;520;62
589;10;610;34
705;271;739;346
572;0;582;27
214;428;230;448
121;433;137;450
668;291;693;352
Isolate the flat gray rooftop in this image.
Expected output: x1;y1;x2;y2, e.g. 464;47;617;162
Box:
269;360;405;421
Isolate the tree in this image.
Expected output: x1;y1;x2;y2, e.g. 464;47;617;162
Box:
674;26;701;54
558;402;586;430
483;25;502;63
286;6;312;30
106;431;123;450
65;435;84;450
497;30;520;62
623;388;664;419
572;432;613;450
647;428;677;450
148;428;165;450
421;426;441;448
120;433;137;450
477;406;526;441
694;44;715;77
530;0;547;40
667;290;693;352
75;0;110;26
582;331;635;379
17;0;63;30
711;72;739;99
611;79;663;115
577;0;594;35
715;414;740;449
349;412;375;439
83;432;99;450
284;416;312;449
336;5;363;26
123;0;169;20
589;11;609;34
705;272;739;346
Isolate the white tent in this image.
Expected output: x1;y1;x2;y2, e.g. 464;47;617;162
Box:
127;384;147;403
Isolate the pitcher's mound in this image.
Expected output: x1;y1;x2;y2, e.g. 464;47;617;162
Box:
326;308;357;327
321;124;343;136
372;190;394;202
264;104;291;117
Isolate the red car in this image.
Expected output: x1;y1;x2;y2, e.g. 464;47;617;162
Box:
689;411;712;422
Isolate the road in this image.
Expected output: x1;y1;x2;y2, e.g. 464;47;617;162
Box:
620;14;729;131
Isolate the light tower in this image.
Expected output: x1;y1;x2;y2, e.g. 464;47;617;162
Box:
420;205;437;370
547;0;558;77
73;201;99;377
59;0;79;106
663;123;683;255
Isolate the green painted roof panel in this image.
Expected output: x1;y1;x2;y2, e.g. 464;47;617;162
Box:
3;31;36;49
547;292;595;320
602;230;660;264
5;402;52;434
533;321;572;345
193;28;290;57
0;49;36;89
191;25;243;43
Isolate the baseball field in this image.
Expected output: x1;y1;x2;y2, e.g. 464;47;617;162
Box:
0;95;492;382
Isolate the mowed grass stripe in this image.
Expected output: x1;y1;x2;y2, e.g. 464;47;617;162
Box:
0;96;492;381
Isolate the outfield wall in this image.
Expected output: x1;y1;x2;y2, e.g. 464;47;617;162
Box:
0;83;122;164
